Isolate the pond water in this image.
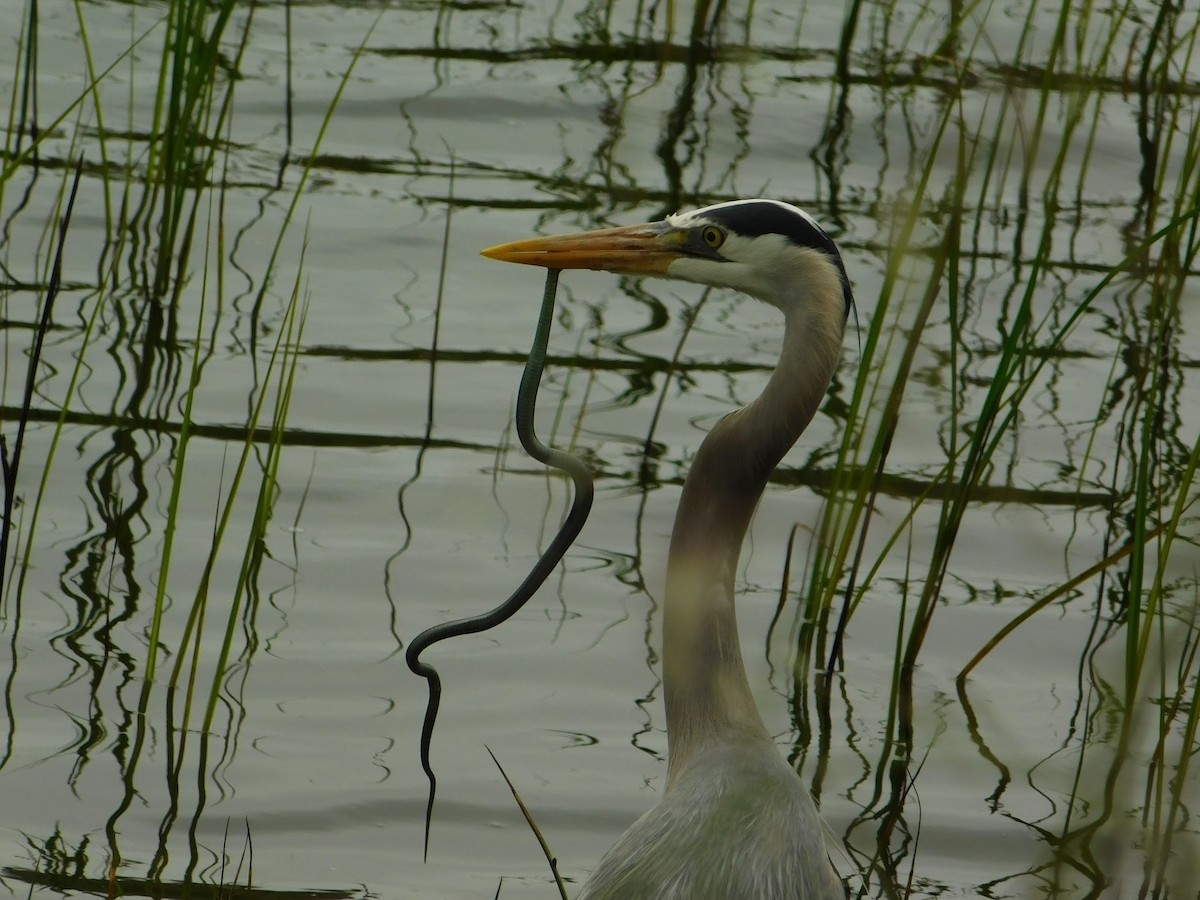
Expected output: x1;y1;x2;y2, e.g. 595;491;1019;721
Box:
1;2;1198;898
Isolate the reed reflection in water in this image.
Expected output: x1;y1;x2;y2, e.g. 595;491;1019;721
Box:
0;1;1197;898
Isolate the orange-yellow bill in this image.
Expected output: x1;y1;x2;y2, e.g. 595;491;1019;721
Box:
481;221;682;275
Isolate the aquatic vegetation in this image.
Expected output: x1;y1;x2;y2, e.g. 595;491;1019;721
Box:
0;1;1195;897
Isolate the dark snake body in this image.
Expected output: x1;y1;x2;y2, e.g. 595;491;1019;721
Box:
405;269;595;853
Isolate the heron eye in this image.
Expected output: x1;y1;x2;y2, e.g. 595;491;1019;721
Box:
700;225;725;249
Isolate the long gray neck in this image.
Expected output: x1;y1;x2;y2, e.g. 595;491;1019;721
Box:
663;305;843;787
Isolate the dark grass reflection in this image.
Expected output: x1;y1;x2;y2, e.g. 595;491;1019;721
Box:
0;1;1197;898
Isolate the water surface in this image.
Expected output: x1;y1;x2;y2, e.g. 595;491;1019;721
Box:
1;2;1197;898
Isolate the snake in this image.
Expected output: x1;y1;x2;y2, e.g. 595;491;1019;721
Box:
405;269;595;854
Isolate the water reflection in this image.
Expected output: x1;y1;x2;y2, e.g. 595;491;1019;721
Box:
0;1;1197;898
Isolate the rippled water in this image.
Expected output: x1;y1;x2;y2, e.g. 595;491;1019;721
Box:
1;2;1198;898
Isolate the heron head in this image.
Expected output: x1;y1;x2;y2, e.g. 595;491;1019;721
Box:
482;199;853;323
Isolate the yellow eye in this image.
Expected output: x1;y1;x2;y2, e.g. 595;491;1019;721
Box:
700;225;725;249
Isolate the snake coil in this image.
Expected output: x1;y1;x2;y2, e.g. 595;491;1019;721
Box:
405;269;595;855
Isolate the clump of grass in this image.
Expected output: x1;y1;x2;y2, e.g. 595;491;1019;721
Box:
1;3;379;892
773;1;1200;892
137;0;248;299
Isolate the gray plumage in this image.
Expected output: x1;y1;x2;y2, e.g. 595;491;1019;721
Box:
483;200;852;899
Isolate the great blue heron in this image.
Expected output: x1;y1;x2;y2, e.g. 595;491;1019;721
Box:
481;199;851;899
